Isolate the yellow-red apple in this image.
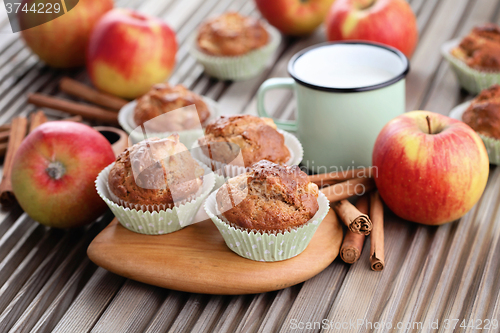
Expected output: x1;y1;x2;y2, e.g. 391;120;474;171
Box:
19;0;113;68
372;111;489;225
255;0;335;36
325;0;418;57
87;9;177;99
11;122;116;228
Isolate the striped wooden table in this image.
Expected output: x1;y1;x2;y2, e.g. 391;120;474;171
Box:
0;0;500;332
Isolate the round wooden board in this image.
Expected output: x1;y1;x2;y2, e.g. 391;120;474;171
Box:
87;209;343;295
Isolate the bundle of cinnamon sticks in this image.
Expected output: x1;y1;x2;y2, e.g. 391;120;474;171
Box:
27;77;128;125
0;77;127;204
310;167;385;271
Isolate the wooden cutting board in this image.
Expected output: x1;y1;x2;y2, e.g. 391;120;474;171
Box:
87;209;343;295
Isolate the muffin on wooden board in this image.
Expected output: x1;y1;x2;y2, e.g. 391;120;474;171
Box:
198;115;290;168
133;83;210;131
204;160;329;261
96;133;216;235
108;134;205;210
451;24;500;72
197;12;269;56
216;160;319;232
463;84;500;139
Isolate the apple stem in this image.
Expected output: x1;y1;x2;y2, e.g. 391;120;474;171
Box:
426;116;432;134
46;161;66;180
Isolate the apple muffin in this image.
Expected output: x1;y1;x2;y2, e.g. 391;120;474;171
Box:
216;160;319;232
133;83;211;131
451;24;500;71
108;134;205;210
197;12;269;56
462;84;500;139
198;115;290;167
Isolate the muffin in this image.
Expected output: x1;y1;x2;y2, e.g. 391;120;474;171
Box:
204;160;328;261
190;12;280;80
133;83;211;132
108;134;205;210
198;115;291;168
462;84;500;139
451;24;500;72
197;12;269;56
216;160;319;232
442;23;500;94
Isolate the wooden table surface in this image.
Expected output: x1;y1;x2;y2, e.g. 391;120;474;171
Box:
1;0;500;332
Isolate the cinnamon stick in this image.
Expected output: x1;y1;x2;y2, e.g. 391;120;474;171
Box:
0;117;28;204
27;93;118;124
0;115;81;141
60;77;127;111
340;195;369;264
62;115;83;123
332;198;373;235
309;167;373;187
29;110;48;133
320;177;375;202
0;131;9;142
0;142;7;157
369;191;385;271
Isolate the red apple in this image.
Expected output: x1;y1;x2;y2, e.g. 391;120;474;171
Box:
87;9;177;99
325;0;418;57
255;0;335;36
11;122;116;228
19;0;113;68
373;111;489;225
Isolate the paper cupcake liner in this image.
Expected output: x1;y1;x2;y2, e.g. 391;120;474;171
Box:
478;134;500;165
212;172;227;191
107;184;200;212
95;160;215;235
118;97;220;147
442;39;500;94
191;129;303;178
188;24;281;81
204;191;329;262
449;101;498;165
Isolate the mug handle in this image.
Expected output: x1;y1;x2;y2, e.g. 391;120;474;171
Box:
257;78;297;132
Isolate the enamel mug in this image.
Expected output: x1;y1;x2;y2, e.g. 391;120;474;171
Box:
257;41;410;173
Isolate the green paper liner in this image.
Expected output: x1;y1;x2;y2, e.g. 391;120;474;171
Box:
442;39;500;94
204;190;329;262
118;96;220;147
188;24;281;81
95;161;215;235
213;172;227;191
449;101;498;165
191;129;304;178
478;134;500;165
